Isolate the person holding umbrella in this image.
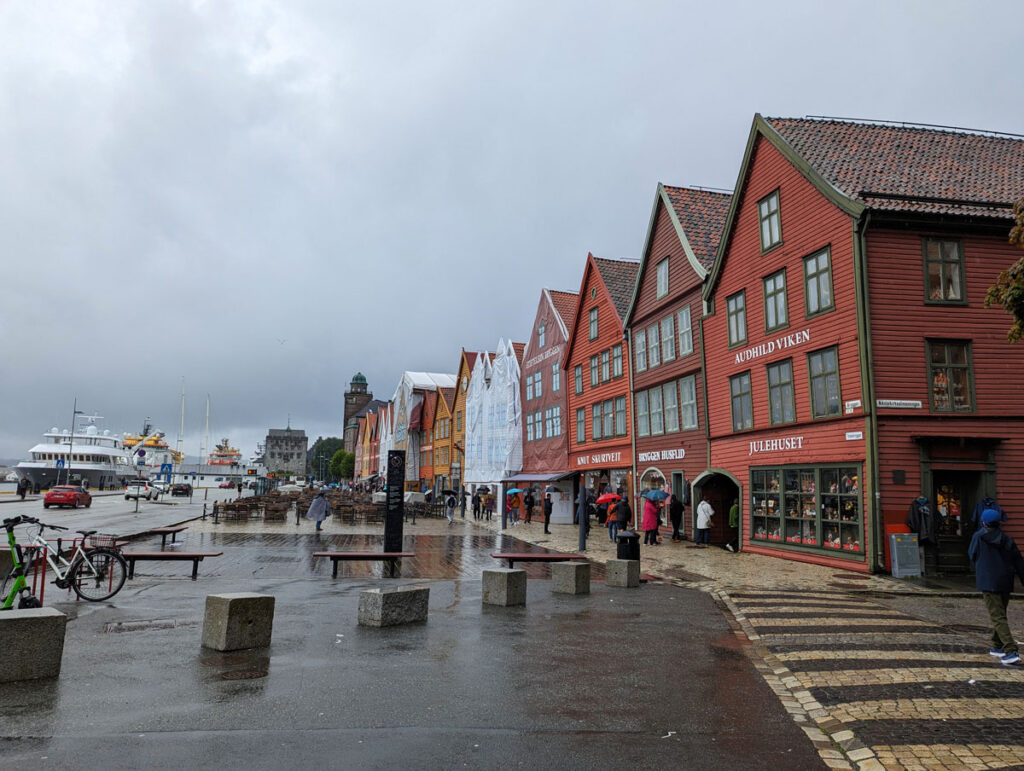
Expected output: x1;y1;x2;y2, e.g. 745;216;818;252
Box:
506;488;524;526
596;491;621;543
642;493;661;545
441;488;459;525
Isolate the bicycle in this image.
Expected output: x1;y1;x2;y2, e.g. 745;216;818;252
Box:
2;515;128;608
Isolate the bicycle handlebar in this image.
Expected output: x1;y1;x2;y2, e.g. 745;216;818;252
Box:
2;515;67;531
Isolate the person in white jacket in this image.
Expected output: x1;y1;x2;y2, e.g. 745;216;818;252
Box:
696;493;714;548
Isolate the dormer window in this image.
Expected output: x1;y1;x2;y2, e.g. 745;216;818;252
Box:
538;323;546;348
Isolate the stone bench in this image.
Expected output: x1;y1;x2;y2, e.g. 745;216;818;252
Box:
551;561;591;595
482;568;527;606
0;607;67;682
605;559;640;588
201;593;275;651
358;585;429;627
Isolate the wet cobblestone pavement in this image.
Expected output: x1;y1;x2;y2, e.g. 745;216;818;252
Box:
150;511;1024;769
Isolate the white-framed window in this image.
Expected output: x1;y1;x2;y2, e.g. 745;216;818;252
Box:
677;306;693;356
526;412;535;442
656;258;669;298
534;371;542;399
551;363;560;392
648;322;661;368
636;391;650;437
661;315;675;362
612;344;623;378
679;375;698;430
600;350;610;382
589;308;598;340
538;323;546;348
634;329;647;372
649;386;664;435
590;355;599;387
526;374;535;401
663;382;679;433
548;406;561;437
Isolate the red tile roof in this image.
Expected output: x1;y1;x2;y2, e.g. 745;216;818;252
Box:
765;117;1024;220
439;387;456;410
463;351;480;371
548;290;579;329
511;342;525;364
662;186;732;271
592;256;640;321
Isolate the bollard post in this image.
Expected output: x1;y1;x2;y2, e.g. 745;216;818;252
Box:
202;503;207;521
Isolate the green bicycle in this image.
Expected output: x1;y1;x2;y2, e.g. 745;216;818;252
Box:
2;515;128;608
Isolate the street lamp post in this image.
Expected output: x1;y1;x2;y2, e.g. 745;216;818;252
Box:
65;399;84;486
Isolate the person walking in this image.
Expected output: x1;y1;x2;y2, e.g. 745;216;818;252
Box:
305;487;331;532
669;494;684;542
543;493;553;534
17;478;28;500
445;493;456;525
524;489;535;524
472;492;481;520
616;495;632;539
969;508;1024;665
696;493;714;547
726;498;739;552
508;491;521;525
608;498;620;542
642;496;660;545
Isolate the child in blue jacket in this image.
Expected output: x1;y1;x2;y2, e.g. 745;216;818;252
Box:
968;509;1024;665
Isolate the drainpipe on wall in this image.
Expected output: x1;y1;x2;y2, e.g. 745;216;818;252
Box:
625;327;638;530
853;211;882;571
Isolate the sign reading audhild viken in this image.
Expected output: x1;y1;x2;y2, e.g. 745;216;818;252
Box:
734;328;811;365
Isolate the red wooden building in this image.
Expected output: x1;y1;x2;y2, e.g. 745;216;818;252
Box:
624;184;731;539
511;288;579;523
564;254;640;516
704;114;1024;573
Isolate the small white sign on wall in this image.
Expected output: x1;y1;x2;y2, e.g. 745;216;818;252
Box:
845;431;863;441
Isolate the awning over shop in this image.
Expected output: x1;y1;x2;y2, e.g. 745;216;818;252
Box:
502;471;574;483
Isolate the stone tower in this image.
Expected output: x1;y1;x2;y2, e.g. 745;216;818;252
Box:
343;372;373;454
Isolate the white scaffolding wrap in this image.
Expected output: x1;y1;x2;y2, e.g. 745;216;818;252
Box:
465;339;522;488
384;372;456;484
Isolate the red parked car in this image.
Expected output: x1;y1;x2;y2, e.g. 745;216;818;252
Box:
218;481;235;489
43;485;92;509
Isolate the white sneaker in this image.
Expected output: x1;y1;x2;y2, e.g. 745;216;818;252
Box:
726;544;735;552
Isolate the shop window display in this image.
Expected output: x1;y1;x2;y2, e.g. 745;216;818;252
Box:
751;464;861;554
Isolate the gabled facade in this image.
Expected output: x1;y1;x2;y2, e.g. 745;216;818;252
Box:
451;350;482;493
465;339;524;493
432;387;455;493
389;372;457;490
515;288;578;522
704;114;1024;574
625;184;730;538
564;253;640;509
418;386;436;491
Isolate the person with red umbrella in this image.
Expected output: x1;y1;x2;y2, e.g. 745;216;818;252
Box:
596;492;621;543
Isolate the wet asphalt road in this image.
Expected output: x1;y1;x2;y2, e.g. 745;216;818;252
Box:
0;556;822;769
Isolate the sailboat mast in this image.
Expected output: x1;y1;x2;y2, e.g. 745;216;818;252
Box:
176;377;185;459
204;395;210;465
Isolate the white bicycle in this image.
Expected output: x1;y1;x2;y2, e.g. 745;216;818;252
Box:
1;515;127;606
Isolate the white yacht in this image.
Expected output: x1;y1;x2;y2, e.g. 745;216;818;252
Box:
16;419;136;490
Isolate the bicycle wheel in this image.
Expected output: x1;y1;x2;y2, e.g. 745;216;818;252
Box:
70;549;127;601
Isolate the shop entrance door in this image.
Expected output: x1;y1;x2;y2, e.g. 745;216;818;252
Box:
696;474;739;546
932;470;980;574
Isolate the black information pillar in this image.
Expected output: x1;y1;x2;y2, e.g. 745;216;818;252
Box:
384;450;405;552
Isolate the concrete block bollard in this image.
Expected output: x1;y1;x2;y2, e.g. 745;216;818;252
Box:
202;593;275;651
358;585;429;627
605;559;640;588
482;568;527;606
0;607;67;682
551;561;591;595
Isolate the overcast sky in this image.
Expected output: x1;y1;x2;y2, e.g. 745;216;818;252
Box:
1;0;1020;462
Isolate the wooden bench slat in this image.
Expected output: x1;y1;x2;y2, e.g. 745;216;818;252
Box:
312;551;415;578
123;551;223;580
490;552;587;568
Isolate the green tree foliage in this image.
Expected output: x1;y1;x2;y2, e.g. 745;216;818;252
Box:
986;196;1024;343
330;449;355;480
309;437;344;479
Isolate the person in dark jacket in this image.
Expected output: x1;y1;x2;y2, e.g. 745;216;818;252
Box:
543;493;553;534
971;497;1006;531
669;494;684;542
968;508;1024;665
616;496;632;533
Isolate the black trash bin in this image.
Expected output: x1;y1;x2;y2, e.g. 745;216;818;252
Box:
616;530;641;561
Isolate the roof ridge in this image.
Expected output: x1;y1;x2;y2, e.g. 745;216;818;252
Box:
768;115;1024;142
